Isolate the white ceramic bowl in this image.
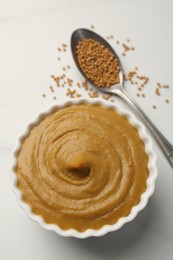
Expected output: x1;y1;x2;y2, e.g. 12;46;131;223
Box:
11;98;158;239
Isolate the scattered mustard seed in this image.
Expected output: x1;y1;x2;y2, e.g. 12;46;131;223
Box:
102;94;112;100
122;43;130;52
66;88;76;98
88;91;98;98
157;82;161;88
155;87;161;96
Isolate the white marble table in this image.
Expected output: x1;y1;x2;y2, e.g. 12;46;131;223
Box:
0;0;173;259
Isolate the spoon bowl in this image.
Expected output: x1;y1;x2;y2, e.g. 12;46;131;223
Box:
71;28;173;168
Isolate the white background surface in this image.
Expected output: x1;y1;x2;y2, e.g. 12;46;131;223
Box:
0;0;173;259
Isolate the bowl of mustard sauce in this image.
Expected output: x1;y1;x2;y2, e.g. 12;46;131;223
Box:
11;99;157;238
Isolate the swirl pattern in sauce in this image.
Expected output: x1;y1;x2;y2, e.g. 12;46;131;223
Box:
16;104;149;231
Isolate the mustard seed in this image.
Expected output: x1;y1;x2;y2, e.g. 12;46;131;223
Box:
49;86;54;92
157;82;161;88
77;82;81;88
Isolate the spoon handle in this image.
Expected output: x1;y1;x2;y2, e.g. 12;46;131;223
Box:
117;88;173;168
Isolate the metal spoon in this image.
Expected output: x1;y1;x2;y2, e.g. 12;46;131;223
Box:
71;28;173;168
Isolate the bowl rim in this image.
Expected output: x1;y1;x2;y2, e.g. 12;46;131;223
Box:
11;98;158;239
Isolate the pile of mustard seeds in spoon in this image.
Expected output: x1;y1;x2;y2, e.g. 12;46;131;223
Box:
76;38;120;88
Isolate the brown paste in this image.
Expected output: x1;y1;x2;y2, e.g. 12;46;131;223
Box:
16;104;149;231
